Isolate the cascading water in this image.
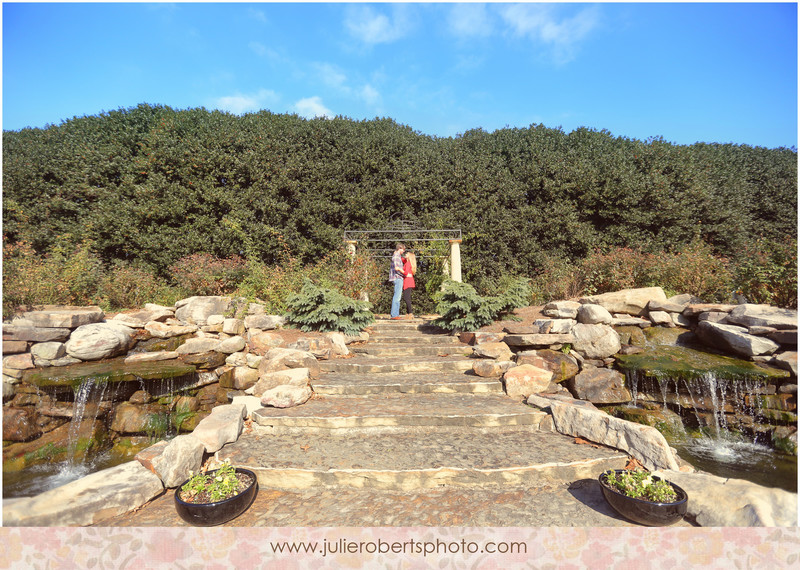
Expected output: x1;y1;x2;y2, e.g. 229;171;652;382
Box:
3;358;199;499
623;368;797;492
4;376;110;498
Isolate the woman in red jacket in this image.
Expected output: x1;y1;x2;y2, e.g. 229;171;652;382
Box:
402;251;417;319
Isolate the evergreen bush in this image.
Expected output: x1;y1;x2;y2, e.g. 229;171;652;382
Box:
285;279;374;335
433;277;530;332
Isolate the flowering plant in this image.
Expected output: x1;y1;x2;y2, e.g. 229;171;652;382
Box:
601;469;678;503
179;459;253;504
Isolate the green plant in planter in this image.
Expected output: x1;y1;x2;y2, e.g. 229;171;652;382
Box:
180;459;250;504
602;469;678;503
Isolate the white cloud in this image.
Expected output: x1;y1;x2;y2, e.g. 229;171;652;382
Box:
248;8;268;24
315;63;348;90
249;41;268;57
293;96;334;119
360;84;381;106
498;4;600;62
310;62;382;108
344;5;414;45
214;89;279;115
448;3;493;38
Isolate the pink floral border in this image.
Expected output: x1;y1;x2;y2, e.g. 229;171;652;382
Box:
2;527;799;568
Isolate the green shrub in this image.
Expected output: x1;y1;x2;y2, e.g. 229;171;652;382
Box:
653;240;732;302
581;247;659;296
98;261;181;311
169;252;248;296
530;253;584;304
285;279;374;335
2;237;103;318
433;277;530;333
308;249;386;309
733;236;797;308
578;244;733;303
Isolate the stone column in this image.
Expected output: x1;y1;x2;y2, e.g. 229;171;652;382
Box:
449;239;462;283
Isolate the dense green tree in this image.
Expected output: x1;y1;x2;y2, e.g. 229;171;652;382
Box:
3;104;796;291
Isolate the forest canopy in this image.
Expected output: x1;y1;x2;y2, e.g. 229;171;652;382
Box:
3;103;797;296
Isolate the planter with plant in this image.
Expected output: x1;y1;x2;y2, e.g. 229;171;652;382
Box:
174;459;258;526
598;468;688;526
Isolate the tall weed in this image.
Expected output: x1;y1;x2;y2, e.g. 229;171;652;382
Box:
169;253;248;296
733;236;797;308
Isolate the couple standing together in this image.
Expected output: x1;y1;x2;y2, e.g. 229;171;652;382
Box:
389;242;416;320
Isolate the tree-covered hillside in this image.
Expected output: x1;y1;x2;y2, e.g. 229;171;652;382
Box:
3;103;797;295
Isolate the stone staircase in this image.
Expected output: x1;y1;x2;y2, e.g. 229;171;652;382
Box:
216;317;631;525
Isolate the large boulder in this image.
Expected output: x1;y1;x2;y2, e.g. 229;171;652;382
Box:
190;403;246;453
515;349;579;383
143;434;206;488
111;308;173;328
534;319;576;334
549;400;680;471
11;306;104;329
249;367;311;397
473;342;514;361
571;324;621;359
580;287;667;317
144;321;198;339
652;470;798;526
3;325;72;343
726;304;798;330
567;367;631;404
503;364;553;399
65;322;137;361
696;321;780;358
577;304;613;325
260;348;320;379
472;359;515;378
174;296;231;326
2;461;164;526
175;337;221;354
244;314;286;331
260;384;313;408
543;301;581;319
2;407;41;442
247;331;286;353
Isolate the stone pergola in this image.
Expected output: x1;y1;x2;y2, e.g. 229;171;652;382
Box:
343;223;463;282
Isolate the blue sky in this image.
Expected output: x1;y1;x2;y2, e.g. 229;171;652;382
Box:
3;2;797;149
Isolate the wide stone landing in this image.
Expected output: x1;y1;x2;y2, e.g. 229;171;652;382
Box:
218;426;628;491
312;371;502;395
319;355;475;374
251;393;542;429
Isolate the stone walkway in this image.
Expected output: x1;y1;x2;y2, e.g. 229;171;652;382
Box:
102;318;693;527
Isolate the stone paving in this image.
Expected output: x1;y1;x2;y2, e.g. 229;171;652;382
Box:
100;318;695;527
103;479;664;527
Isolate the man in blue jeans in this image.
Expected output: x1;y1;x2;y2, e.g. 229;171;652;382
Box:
389;242;405;319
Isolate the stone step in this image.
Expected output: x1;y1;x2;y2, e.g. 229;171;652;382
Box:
102;474;652;527
218;426;629;491
251;392;542;430
368;320;448;334
366;335;464;345
320;355;475;374
351;344;473;357
312;371;502;396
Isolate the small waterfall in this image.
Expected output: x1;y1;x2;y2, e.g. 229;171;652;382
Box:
620;365;796;492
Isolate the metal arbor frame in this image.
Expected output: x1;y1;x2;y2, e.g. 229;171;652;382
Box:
343;222;461;259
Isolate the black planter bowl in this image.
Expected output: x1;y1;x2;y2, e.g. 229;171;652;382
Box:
598;470;688;527
174;468;258;526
